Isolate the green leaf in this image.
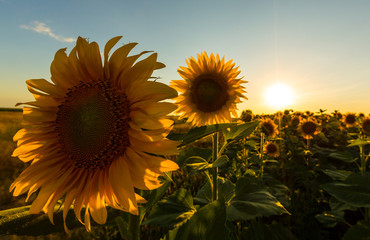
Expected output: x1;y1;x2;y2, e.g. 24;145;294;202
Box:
0;204;121;235
212;155;229;168
315;212;344;228
348;138;370;147
241;221;298;240
322;175;370;207
194;177;235;204
223;121;260;142
321;169;353;181
176;147;212;168
115;216;132;240
227;177;289;221
342;220;370;240
144;180;172;214
186;155;228;175
163;199;227;240
143;188;196;228
329;151;357;163
179;123;237;146
315;199;355;228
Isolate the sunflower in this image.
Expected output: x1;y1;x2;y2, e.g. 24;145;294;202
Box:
362;117;370;135
358;112;365;118
343;112;357;127
240;109;253;122
290;116;300;128
260;118;278;137
263;142;279;158
10;37;179;232
299;118;319;139
170;52;246;126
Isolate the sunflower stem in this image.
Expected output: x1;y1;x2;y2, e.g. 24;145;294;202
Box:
260;133;265;179
212;132;219;202
128;209;141;240
305;138;310;167
358;135;369;220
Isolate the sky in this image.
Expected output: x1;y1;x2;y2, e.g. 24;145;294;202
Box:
1;0;370;115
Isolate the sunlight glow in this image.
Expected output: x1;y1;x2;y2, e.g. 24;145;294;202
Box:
265;83;294;109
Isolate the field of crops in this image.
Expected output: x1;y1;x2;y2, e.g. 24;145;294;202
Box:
0;109;369;239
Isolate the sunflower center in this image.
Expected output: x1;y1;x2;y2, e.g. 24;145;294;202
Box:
55;80;130;170
266;143;278;154
191;74;229;112
345;115;356;124
302;121;317;135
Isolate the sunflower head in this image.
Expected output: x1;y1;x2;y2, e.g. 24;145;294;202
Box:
240;109;253;122
171;52;247;126
260;118;278;137
290;116;301;127
305;110;313;117
343;113;357;127
299;118;319;139
263;142;279;157
10;37;179;232
358;112;365;118
362;117;370;135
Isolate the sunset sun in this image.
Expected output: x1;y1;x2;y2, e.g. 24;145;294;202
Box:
265;83;294;109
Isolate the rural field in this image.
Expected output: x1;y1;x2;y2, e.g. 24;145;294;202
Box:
0;109;369;239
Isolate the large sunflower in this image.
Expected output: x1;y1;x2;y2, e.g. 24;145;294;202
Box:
10;37;179;231
171;52;247;126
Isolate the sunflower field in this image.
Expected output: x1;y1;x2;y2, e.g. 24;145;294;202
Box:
0;37;369;240
0;108;369;240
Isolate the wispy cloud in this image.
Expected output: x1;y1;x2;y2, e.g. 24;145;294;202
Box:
20;21;75;43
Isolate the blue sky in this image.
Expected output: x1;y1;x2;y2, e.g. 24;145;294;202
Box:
1;0;370;114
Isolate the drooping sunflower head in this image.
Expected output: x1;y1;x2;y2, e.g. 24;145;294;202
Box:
10;37;179;232
299;118;319;139
358;112;365;118
263;142;279;158
171;52;247;126
362;117;370;135
260;118;278;137
343;112;357;127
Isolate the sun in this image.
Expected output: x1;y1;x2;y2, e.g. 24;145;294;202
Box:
265;82;294;109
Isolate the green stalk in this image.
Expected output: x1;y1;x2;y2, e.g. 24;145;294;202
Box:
359;134;369;220
360;144;366;176
128;212;140;240
212;132;219;201
305;138;310;167
128;190;144;240
260;133;265;179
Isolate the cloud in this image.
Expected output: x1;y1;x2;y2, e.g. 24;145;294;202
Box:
20;21;75;43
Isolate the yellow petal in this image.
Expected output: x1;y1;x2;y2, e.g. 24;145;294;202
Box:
22;107;56;123
26;79;63;97
130;110;173;130
130;137;179;155
127;81;178;103
88;171;108;225
140;152;179;173
131;101;177;118
124;53;158;85
126;147;162;190
108;157;138;215
50;48;79;90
